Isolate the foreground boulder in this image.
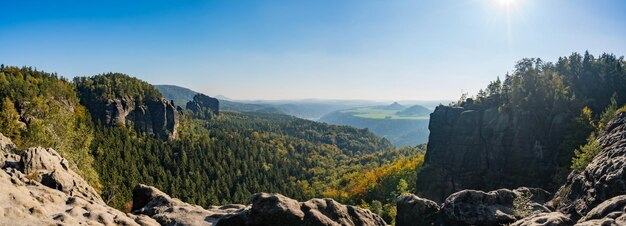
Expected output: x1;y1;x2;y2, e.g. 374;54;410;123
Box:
396;194;440;226
441;188;550;226
215;193;388;226
0;133;159;226
21;147;104;204
396;187;551;226
132;184;247;226
551;112;626;221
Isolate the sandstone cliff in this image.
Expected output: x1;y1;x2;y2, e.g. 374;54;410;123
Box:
416;105;568;203
83;97;179;140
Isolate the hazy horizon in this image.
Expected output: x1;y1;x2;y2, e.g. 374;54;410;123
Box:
1;0;625;100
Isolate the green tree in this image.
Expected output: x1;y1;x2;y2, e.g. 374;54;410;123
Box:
0;97;22;145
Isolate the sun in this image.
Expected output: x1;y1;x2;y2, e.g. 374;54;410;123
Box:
497;0;517;8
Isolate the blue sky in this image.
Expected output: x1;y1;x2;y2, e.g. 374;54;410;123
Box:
1;0;625;100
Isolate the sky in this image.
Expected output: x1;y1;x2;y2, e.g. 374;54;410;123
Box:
0;0;625;101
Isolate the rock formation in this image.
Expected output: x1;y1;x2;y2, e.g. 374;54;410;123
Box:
214;193;388;226
131;183;247;225
84;98;179;139
186;93;220;117
550;112;626;221
0;133;160;226
416;105;568;203
395;187;551;226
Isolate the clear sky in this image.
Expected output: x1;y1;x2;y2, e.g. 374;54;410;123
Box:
1;0;625;100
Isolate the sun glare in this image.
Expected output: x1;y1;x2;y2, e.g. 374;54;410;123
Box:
497;0;517;9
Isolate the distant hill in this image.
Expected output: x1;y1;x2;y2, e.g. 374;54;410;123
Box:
373;102;405;110
319;104;432;146
396;105;431;117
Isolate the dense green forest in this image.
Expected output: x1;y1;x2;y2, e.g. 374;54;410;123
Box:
92;111;424;211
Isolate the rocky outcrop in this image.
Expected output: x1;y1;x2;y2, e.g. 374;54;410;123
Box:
21;147;104;204
576;195;626;225
84;98;179;139
510;212;573;226
416;105;568;203
0;133;159;226
131;184;247;226
440;188;551;226
396;187;551;226
551;112;626;221
186;93;220;117
215;193;388;226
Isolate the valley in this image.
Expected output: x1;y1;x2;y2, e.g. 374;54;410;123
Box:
157;85;437;147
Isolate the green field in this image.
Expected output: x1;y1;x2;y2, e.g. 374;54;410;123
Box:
341;107;430;120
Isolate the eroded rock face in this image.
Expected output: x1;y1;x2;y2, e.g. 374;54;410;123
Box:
215;193;388;226
551;113;626;221
416;106;568;203
84;98;179;139
0;133;159;226
575;195;626;225
510;212;573;226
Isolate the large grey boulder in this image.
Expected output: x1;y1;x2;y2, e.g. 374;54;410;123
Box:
216;193;387;226
416;106;568;203
439;188;551;226
395;194;440;226
21;146;104;204
0;134;159;226
132;184;246;226
0;167;159;226
551;113;626;221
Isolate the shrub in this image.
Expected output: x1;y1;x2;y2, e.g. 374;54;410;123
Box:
513;191;534;218
571;138;601;172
